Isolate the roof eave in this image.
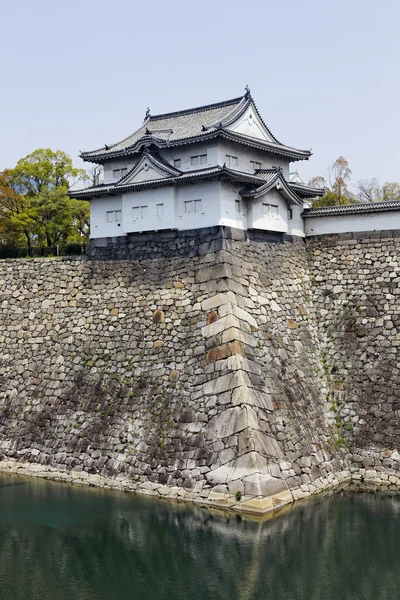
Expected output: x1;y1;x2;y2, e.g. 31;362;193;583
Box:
302;201;400;218
81;130;311;164
68;166;270;199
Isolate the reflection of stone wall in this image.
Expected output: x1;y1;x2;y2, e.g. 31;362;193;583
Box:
1;227;400;515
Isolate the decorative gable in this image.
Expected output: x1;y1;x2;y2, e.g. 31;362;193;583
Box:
118;153;180;185
226;103;276;143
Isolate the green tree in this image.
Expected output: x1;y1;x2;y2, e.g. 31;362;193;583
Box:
0;171;36;249
2;149;89;248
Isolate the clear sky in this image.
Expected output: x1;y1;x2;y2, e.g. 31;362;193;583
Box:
2;0;399;188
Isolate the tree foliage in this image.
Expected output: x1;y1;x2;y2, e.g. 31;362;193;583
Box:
0;149;89;249
382;182;400;202
310;157;356;208
310;157;400;208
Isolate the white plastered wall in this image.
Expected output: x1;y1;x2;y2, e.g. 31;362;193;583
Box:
227;103;275;142
161;142;218;172
123;187;175;233
90;195;124;238
220;181;247;229
217;139;290;178
176;180;221;230
305;211;400;236
103;159;138;184
248;188;288;233
287;204;305;237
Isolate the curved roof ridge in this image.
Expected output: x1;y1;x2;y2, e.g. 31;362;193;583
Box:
202;95;249;131
149;96;244;120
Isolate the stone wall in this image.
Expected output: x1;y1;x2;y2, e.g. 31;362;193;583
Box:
308;230;400;487
1;227;399;515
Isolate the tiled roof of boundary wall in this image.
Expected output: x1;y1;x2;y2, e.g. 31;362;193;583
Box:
303;201;400;218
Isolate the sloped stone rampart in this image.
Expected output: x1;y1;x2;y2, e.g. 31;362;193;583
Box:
1;227;399;516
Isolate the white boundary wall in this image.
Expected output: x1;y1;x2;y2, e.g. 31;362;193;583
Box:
305;211;400;237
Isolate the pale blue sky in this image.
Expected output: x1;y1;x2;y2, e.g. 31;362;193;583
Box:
2;0;399;188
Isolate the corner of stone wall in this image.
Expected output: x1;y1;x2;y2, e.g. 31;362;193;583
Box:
194;239;292;513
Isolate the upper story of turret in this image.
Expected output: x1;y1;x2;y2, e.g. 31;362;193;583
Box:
70;88;324;239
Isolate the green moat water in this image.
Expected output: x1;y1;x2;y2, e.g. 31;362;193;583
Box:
1;474;400;599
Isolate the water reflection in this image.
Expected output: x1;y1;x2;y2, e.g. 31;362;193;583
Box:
0;474;400;600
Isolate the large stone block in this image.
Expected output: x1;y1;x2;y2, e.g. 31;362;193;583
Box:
238;428;283;458
201;314;240;338
201;292;238;311
218;303;258;329
205;451;271;485
242;473;288;497
231;387;273;410
203;371;252;396
196;264;232;283
205;406;258;440
205;341;245;363
222;327;257;347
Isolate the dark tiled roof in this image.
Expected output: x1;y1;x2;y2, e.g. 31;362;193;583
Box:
289;181;325;198
303;201;400;217
82;96;248;159
80;93;311;162
68;165;280;200
240;170;303;205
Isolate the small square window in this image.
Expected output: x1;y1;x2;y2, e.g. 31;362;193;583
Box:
113;169;120;178
185;200;193;213
140;205;148;219
288;208;293;220
174;159;181;168
106;211;114;223
191;156;199;166
200;154;207;164
250;161;261;171
115;210;122;222
226;155;238;167
133;207;140;220
194;199;202;212
235;199;241;212
262;203;279;218
157;203;164;217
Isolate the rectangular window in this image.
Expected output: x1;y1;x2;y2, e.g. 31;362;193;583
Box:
113;169;120;178
191;154;207;166
235;199;241;212
226;155;238;167
106;210;122;223
157;203;164;217
174;159;181;168
132;205;148;220
185;200;202;213
250;161;261;171
262;203;279;218
288;208;293;220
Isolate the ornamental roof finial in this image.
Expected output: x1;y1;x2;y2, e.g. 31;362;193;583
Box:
244;84;251;98
145;107;151;120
